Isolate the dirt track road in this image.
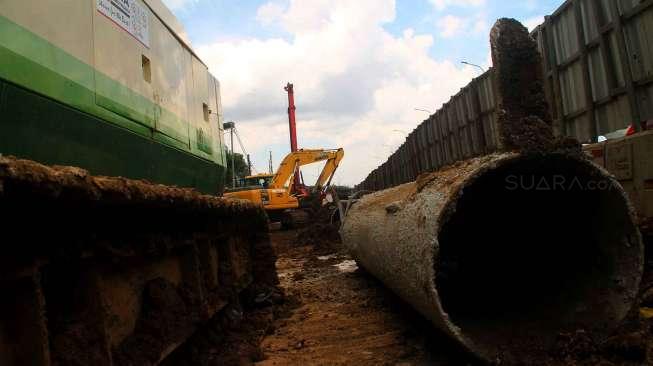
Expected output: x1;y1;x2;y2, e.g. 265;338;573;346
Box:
256;230;475;366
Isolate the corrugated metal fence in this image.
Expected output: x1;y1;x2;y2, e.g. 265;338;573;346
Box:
357;0;653;192
532;0;653;143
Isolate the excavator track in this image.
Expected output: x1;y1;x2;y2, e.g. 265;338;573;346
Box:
0;156;278;366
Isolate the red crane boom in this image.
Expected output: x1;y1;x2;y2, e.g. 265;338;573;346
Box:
284;82;303;193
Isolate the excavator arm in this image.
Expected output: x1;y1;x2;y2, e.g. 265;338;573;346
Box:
314;148;344;193
270;148;344;193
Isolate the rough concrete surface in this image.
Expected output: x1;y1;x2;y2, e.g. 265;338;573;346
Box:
341;152;644;363
490;18;554;153
342;18;645;364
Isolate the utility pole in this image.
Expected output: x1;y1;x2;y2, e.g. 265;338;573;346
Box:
223;121;236;188
230;127;235;188
269;151;273;174
246;154;252;176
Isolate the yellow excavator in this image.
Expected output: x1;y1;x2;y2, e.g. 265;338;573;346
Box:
224;148;344;227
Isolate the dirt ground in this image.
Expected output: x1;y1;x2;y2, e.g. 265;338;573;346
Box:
265;228;653;366
256;229;476;366
174;227;653;366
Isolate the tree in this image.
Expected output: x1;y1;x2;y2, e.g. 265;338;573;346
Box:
225;150;249;187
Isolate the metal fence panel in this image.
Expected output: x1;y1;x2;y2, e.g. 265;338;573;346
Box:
358;1;653;191
534;0;653;145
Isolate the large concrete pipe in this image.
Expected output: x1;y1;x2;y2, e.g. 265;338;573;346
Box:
344;19;644;362
341;152;643;362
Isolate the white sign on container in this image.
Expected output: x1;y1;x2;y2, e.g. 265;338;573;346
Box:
97;0;150;48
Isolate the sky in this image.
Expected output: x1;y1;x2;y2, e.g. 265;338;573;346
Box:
162;0;562;186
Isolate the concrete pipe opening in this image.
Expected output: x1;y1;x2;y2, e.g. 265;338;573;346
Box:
436;154;643;360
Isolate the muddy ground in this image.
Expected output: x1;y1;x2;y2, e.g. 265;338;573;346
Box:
172;227;653;365
255;228;477;366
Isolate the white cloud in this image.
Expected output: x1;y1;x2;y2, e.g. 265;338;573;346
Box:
473;17;489;34
436;13;488;39
256;2;286;26
198;0;476;185
161;0;197;11
437;15;464;38
429;0;486;11
522;15;544;32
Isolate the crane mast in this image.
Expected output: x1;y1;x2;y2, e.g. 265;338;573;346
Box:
285;82;303;193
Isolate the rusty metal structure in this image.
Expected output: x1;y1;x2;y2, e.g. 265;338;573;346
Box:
342;19;644;363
